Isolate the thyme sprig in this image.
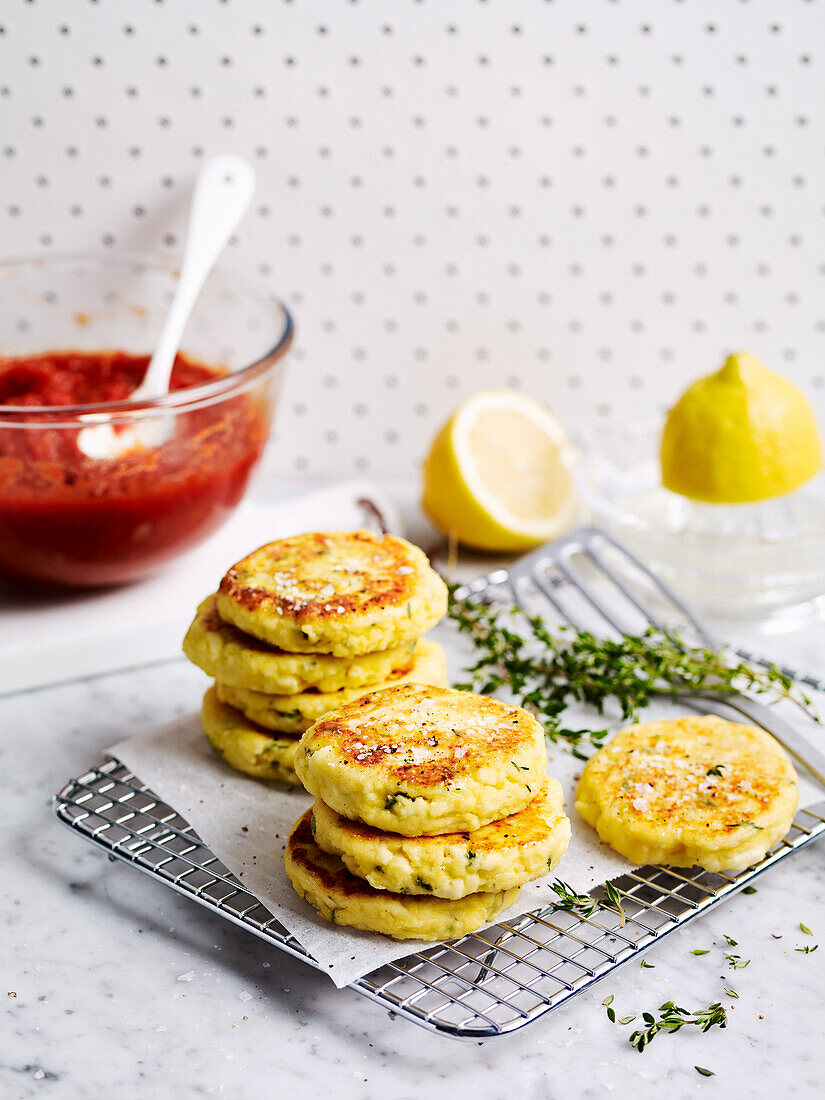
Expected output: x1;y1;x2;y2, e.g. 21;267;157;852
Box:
448;589;816;757
549;878;626;925
627;1000;728;1053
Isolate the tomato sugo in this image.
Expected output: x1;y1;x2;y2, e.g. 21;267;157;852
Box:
0;350;269;587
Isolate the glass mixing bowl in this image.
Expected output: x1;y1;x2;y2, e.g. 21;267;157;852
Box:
0;252;293;587
578;420;825;627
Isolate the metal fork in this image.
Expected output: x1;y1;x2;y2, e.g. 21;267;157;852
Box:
502;526;825;788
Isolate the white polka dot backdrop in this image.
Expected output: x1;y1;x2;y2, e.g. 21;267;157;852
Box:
1;0;824;478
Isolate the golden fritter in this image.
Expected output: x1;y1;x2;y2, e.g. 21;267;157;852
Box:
312;777;570;899
184;594;418;695
575;715;799;872
285;810;520;940
216;530;447;657
216;638;448;734
293;683;548;836
200;686;302;786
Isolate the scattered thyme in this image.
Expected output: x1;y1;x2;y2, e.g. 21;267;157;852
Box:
628;1000;728;1053
796;944;818;954
691;949;710;956
800;923;813;936
706;765;725;777
695;1067;715;1078
602;996;635;1025
447;589;816;757
725;953;750;970
640;960;655;968
722;936;749;969
549;878;626;924
742;886;758;895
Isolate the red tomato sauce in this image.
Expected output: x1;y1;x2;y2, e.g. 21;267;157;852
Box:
0;350;269;587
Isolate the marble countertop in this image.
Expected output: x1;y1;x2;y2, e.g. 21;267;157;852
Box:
3;489;825;1099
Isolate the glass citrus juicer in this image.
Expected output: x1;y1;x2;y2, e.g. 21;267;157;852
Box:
579;353;825;628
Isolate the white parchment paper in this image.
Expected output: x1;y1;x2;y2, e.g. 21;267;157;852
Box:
108;678;822;988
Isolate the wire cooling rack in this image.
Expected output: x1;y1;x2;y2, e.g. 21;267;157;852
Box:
54;531;825;1041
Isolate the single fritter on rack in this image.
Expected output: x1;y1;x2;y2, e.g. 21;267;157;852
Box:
293;682;548;835
216;638;447;734
184;594;419;695
200;686;302;785
311;776;570;899
216;529;448;657
575;715;799;872
285;810;521;940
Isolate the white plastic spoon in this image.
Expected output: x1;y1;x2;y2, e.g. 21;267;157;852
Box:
78;155;256;459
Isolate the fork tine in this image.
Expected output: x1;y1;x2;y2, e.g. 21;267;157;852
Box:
588;528;716;647
578;543;666;629
530;572;577;626
505;577;522;609
551;555;628;635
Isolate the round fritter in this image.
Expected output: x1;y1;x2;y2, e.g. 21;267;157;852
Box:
285;810;520;940
293;683;548;836
184;594;419;695
575;715;799;872
215;530;448;657
200;686;302;786
216;638;448;734
312;777;571;899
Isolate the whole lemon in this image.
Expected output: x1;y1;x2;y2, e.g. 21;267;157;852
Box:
660;352;822;504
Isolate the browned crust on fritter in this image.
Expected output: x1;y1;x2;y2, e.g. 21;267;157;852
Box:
201;596;286;654
304;683;541;789
580;719;798;835
218;531;419;620
288;810;390;900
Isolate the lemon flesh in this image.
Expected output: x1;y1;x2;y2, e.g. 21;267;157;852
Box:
421;390;577;552
661;352;822;504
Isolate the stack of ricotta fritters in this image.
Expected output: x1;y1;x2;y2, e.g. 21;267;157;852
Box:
183;530;450;787
285;683;572;941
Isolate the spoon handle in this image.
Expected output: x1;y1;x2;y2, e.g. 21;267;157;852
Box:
135;155;256;400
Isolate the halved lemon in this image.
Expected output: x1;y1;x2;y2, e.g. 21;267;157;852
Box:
421;390;578;552
661;352;823;504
